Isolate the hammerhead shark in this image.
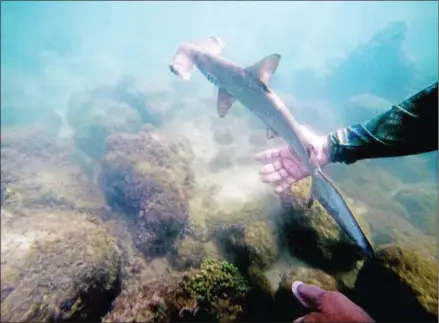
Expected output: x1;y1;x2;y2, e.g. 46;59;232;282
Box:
169;36;375;259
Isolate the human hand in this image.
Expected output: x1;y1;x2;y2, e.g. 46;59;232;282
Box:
254;125;330;193
291;281;375;323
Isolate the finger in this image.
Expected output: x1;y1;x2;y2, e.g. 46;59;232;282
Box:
261;172;283;183
254;148;282;163
292;281;326;310
258;160;283;175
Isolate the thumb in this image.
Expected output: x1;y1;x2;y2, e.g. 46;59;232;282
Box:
292;281;326;310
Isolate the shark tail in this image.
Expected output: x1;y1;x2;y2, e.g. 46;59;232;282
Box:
169;36;225;80
308;168;375;259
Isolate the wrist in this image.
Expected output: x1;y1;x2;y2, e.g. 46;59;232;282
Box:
317;135;331;168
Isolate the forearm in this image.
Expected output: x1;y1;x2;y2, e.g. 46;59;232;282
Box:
327;82;438;165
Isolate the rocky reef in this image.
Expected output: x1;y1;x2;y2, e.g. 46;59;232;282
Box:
204;197;281;272
276;177;372;272
66;76;184;161
168;235;206;271
1;127;106;212
98;126;195;259
103;259;250;322
352;245;438;322
1;207;121;322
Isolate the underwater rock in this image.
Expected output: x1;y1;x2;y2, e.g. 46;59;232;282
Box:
274;265;338;322
208;148;235;173
207;199;280;271
98;127;195;259
353;244;438;322
393;187;437;236
168;235;206;271
0;127;106;212
278;177;372;272
0;207;121;322
240;264;277;322
326;21;415;108
217;220;279;271
68;95;143;160
213;127;234;145
186;192;219;243
103;259;249;323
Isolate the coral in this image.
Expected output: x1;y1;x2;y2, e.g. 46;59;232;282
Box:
98;128;194;259
102;280;181;323
0;207;121;322
103;260;249;323
0;127;106;212
353;244;438;322
168;235;206;271
278;177;373;272
181;259;250;322
273;265;338;322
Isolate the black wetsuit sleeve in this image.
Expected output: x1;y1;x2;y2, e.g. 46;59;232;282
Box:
327;82;438;164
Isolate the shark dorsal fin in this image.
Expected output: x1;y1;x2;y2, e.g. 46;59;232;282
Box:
217;88;236;118
245;54;281;86
197;36;225;55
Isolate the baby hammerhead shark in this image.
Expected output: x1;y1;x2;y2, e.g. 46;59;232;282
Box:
169;37;375;259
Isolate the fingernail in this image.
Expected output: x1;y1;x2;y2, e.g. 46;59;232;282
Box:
293;316;305;323
292;281;308;308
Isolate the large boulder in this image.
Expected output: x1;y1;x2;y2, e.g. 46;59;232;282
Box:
353;245;438;322
98;127;195;259
1;207;121;322
277;177;372;272
205;197;281;271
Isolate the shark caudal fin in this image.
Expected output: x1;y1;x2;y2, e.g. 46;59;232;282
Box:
310;169;375;259
169;36;225;80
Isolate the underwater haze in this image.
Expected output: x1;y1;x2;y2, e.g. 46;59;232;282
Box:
1;1;438;322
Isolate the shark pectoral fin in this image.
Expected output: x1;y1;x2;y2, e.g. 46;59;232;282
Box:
197;36;225;55
217;88;236;118
245;54;282;86
266;127;279;139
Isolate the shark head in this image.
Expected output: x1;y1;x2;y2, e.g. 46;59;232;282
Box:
169;37;225;80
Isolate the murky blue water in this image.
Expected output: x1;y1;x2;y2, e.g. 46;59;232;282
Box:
1;1;437;322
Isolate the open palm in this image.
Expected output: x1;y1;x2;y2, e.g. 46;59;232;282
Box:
254;125;330;193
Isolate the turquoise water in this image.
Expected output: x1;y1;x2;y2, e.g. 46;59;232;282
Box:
1;1;438;322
